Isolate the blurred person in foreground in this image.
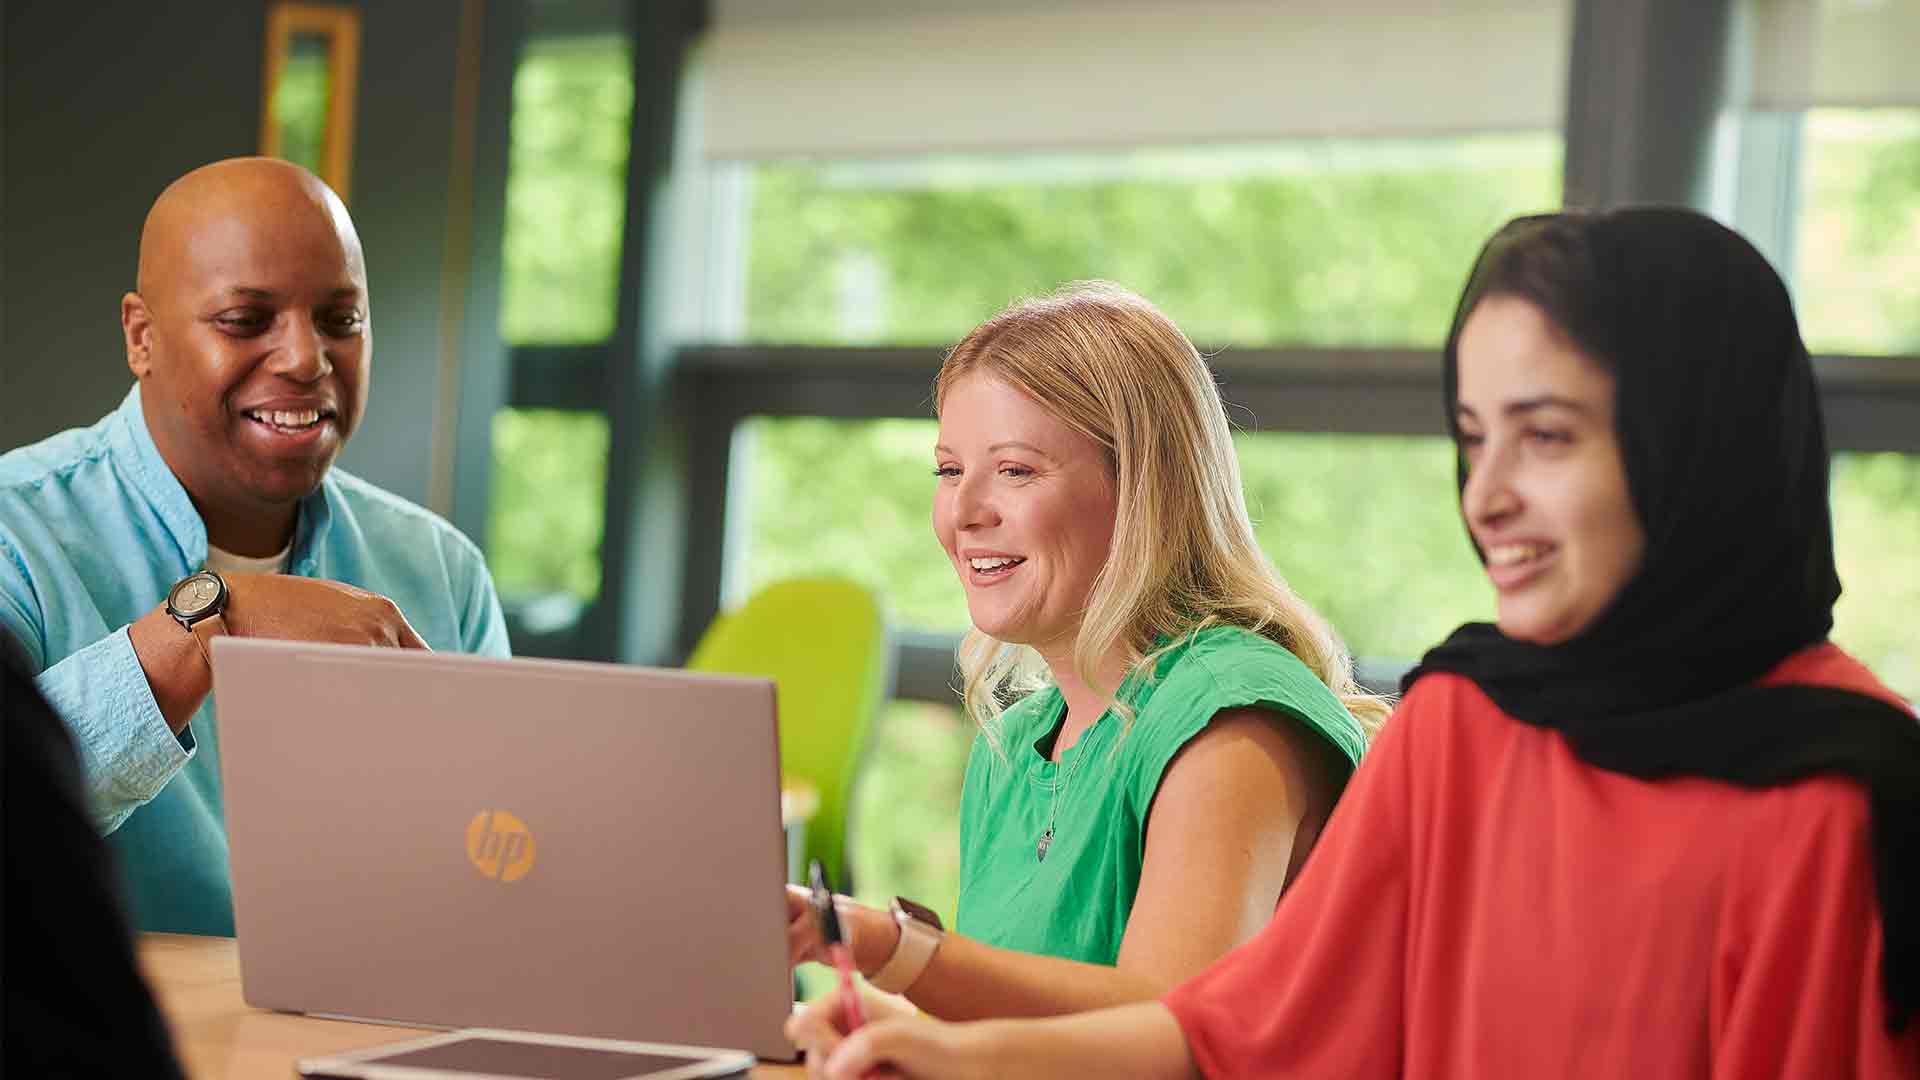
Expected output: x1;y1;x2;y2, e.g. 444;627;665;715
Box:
783;283;1385;1030
4;631;187;1078
0;157;509;938
791;210;1920;1077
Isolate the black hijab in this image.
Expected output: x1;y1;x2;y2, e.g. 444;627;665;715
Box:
1404;207;1920;1031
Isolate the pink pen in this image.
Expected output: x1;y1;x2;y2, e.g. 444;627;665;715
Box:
808;859;866;1030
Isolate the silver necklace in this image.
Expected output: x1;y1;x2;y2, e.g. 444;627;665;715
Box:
1036;737;1089;863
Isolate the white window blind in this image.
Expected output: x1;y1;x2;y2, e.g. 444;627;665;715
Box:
699;0;1572;160
1743;0;1920;110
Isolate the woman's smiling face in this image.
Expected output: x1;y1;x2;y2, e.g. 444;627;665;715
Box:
1454;295;1647;646
932;374;1118;655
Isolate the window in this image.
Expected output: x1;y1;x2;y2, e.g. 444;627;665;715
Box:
479;0;1920;933
1793;109;1920;357
1236;433;1490;661
1782;109;1920;700
714;129;1556;675
1830;459;1920;707
269;37;331;171
486;33;633;611
700;2;1572;907
487;409;610;605
714;137;1561;349
731;417;964;630
732;420;1490;664
847;702;974;924
498;35;633;344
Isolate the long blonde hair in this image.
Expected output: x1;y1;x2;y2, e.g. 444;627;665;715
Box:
937;282;1392;749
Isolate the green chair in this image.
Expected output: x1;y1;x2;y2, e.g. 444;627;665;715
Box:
687;577;891;890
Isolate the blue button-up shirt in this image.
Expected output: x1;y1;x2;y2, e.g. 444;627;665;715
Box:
0;385;510;934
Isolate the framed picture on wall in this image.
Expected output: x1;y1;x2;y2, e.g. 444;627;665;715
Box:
259;2;361;200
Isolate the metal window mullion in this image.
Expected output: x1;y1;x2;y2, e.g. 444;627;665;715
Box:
588;0;706;666
505;344;611;411
1562;0;1736;209
674;341;1919;445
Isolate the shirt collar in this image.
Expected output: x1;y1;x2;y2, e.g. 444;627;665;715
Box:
109;383;338;575
291;476;335;574
109;384;205;567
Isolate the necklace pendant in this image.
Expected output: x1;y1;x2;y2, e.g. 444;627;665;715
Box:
1036;827;1054;862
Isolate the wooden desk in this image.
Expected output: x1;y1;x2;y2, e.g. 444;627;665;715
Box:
139;935;806;1077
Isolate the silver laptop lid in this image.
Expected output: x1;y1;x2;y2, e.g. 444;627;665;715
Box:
212;638;795;1060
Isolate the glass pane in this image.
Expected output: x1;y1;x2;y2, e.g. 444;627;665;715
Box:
486;408;609;602
723;135;1560;349
731;418;1488;662
846;701;974;926
273;34;331;172
1235;433;1491;662
499;36;634;344
732;416;967;630
1795;109;1920;356
1831;452;1920;700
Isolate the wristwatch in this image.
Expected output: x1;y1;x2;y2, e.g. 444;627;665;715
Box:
165;569;229;665
868;895;944;994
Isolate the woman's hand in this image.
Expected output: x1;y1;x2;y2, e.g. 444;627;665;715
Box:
786;983;923;1077
807;1002;1198;1080
815;1015;1007;1080
784;884;900;972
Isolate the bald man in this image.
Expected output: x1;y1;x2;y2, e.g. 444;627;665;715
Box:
0;158;509;935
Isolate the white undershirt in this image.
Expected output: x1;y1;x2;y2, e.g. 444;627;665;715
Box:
205;539;293;576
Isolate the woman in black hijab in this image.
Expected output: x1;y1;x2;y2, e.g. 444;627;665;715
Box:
786;208;1920;1079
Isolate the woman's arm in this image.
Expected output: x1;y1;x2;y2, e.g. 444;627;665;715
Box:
1712;785;1920;1075
792;707;1344;1020
793;994;1199;1080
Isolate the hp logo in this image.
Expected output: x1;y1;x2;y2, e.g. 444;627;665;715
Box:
466;810;536;882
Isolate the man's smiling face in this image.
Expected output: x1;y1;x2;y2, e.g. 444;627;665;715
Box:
124;159;370;546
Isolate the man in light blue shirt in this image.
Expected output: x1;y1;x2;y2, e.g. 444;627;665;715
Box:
0;158;510;935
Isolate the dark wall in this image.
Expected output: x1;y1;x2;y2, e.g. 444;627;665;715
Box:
2;0;509;540
3;3;263;447
335;2;460;511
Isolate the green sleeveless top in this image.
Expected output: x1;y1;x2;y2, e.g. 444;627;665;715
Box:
953;624;1367;965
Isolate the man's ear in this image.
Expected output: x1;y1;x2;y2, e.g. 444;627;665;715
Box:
122;292;155;378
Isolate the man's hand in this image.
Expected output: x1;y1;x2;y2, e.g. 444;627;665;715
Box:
220;573;431;650
128;572;429;733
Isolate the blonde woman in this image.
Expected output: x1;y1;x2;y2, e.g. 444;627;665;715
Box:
784;283;1386;1037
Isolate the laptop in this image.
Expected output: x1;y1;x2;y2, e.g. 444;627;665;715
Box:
211;637;797;1061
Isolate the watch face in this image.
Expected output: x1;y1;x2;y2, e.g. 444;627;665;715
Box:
895;895;944;932
170;573;223;618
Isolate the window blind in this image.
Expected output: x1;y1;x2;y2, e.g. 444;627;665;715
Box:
699;0;1572;160
1744;0;1920;111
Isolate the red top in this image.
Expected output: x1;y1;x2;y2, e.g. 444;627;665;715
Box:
1163;643;1920;1077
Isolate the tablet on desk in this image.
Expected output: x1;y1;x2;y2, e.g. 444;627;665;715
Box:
296;1028;754;1080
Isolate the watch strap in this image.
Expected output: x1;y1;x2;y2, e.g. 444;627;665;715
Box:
188;612;228;671
870;898;944;994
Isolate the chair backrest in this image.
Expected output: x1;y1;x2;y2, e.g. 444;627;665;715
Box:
687;578;891;888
